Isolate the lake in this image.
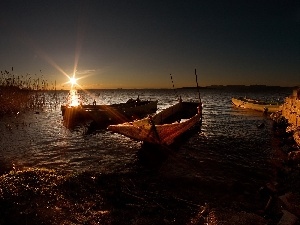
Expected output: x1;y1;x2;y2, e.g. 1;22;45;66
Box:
0;87;292;224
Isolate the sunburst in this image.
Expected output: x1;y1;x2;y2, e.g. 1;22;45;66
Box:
69;77;77;86
65;74;80;89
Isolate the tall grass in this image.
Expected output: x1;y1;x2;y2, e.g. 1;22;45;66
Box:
0;67;57;116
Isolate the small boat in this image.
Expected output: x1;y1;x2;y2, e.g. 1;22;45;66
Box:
62;97;158;128
231;97;281;113
107;99;202;145
61;98;157;117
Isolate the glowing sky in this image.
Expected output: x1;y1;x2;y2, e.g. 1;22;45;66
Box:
0;0;299;89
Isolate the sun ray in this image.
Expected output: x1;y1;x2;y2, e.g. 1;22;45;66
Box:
16;10;96;93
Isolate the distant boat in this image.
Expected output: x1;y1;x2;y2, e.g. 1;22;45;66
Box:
61;97;158;128
107;99;202;145
231;97;281;113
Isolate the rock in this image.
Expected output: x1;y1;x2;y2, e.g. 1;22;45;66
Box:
277;210;298;225
279;192;300;217
286;125;297;133
206;208;267;225
293;131;300;147
287;151;300;163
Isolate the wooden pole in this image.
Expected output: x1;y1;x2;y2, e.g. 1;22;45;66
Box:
170;73;178;99
195;69;201;103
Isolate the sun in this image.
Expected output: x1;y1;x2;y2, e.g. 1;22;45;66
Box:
69;77;77;86
66;75;79;89
63;70;93;90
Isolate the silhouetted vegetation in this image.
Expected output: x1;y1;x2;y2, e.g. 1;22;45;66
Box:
0;68;58;116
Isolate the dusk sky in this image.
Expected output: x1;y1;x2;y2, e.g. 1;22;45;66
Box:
0;0;299;89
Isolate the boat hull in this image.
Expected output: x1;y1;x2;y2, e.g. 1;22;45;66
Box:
231;97;281;113
108;101;202;145
62;100;158;128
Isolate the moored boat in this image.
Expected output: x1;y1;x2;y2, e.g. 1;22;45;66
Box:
107;99;202;145
61;99;157;117
62;98;158;128
231;97;281;113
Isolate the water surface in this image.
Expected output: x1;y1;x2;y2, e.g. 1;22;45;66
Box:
0;87;292;224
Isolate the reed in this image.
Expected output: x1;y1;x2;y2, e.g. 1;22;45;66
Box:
0;67;57;116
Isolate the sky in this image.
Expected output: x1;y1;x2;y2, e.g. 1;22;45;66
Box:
0;0;299;89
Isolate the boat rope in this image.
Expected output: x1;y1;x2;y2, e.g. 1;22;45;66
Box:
148;116;161;144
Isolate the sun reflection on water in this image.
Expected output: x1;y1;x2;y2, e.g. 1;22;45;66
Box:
68;90;80;107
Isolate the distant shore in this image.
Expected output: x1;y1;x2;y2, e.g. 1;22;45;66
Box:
68;85;297;91
180;85;298;91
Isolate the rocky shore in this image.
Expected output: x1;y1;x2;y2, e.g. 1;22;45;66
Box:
271;88;300;164
260;88;300;225
279;88;300;146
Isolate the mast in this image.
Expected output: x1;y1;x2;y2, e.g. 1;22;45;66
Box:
195;69;201;103
170;73;178;100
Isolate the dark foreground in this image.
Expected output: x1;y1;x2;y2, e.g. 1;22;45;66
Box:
0;165;268;225
1;136;300;225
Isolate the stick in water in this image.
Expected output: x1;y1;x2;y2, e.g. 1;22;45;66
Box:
170;73;178;99
195;69;201;103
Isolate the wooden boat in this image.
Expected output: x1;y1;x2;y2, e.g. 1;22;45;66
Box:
61;99;157;117
107;100;202;145
231;97;281;113
62;98;158;128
